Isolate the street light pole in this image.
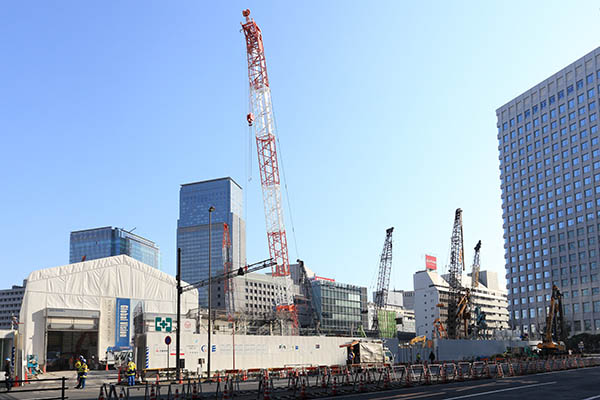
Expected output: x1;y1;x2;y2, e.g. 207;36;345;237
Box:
207;206;215;379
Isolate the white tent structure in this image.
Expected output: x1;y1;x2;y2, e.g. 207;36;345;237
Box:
19;255;197;373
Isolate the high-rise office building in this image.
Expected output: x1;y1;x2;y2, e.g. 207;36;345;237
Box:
498;47;600;337
177;177;246;308
0;280;26;330
70;227;160;269
310;277;368;336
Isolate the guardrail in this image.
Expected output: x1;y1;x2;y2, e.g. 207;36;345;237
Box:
4;376;68;400
97;356;600;399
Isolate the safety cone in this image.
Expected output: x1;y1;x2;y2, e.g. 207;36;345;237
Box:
359;374;365;392
105;361;109;371
117;368;122;384
174;388;179;399
486;364;492;379
384;370;390;389
441;364;447;383
242;370;248;381
149;385;156;400
321;373;327;388
98;385;106;400
345;368;351;385
405;368;412;387
119;389;124;399
496;363;503;378
457;365;464;382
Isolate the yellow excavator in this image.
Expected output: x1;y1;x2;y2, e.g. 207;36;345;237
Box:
537;285;567;354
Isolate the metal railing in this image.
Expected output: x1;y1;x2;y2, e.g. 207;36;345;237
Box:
3;376;68;400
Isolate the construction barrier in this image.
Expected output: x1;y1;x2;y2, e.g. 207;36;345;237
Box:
96;356;600;399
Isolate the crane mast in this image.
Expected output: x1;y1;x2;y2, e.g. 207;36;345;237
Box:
471;240;481;289
446;208;466;339
373;228;394;336
241;9;297;330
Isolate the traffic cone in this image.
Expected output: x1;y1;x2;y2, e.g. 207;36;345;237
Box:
321;373;327;388
457;365;463;382
150;385;156;400
441;364;447;383
192;383;199;400
383;370;390;389
174;388;179;399
105;361;109;371
496;363;503;378
242;370;248;381
486;364;492;379
119;389;124;399
359;374;365;392
405;368;412;387
424;366;431;385
117;368;121;384
345;368;351;385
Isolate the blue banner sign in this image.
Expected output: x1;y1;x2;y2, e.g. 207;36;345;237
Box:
115;298;130;348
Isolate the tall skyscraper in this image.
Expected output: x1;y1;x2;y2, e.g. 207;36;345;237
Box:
177;177;246;308
70;227;160;268
498;47;600;337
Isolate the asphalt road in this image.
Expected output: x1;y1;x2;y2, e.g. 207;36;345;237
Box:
325;366;600;400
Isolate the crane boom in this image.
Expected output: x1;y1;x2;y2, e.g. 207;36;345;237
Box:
446;208;466;339
241;9;297;331
471;240;481;289
373;228;394;335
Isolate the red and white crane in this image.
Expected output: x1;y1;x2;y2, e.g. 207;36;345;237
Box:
241;9;298;331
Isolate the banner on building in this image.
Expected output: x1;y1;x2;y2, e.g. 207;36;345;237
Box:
425;255;437;271
115;298;130;348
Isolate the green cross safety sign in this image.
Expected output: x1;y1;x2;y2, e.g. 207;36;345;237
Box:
155;317;172;332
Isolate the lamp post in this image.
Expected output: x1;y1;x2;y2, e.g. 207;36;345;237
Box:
207;205;215;379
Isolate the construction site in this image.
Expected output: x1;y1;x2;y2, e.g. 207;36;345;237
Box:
6;7;600;400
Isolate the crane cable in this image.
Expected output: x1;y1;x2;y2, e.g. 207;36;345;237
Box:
270;99;300;261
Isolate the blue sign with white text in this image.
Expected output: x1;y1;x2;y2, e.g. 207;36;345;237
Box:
115;298;130;348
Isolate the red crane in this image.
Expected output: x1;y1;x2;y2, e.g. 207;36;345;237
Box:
241;9;298;331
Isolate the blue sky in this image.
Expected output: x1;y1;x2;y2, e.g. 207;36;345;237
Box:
1;1;600;295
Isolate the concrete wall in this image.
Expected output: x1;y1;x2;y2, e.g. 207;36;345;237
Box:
140;332;358;373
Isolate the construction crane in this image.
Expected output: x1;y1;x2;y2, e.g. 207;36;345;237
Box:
240;9;298;332
446;208;467;339
373;228;394;336
538;285;567;354
471;240;481;289
182;258;275;293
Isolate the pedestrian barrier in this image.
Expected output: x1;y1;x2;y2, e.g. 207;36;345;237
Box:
94;356;600;399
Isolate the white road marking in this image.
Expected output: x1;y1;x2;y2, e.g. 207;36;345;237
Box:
580;396;600;400
441;381;556;399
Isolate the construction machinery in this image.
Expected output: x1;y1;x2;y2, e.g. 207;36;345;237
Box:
446;208;469;339
537;285;567;354
433;318;448;339
241;9;298;332
373;228;394;336
470;241;482;289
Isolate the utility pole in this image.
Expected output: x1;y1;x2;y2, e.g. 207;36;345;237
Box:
176;248;181;382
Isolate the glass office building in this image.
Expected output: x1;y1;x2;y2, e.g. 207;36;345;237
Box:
70;227;160;269
177;177;246;308
497;47;600;336
310;278;368;336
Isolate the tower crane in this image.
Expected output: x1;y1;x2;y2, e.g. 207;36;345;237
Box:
241;10;298;332
373;228;394;336
446;208;467;339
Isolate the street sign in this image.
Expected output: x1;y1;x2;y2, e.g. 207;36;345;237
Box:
155;317;172;332
165;336;172;345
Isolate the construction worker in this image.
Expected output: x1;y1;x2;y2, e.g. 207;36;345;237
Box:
126;357;136;386
429;351;435;364
4;358;12;392
77;358;89;389
74;358;82;389
416;353;421;363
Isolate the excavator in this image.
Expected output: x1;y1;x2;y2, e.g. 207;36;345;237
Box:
537;284;567;354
